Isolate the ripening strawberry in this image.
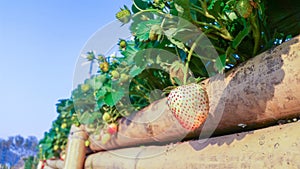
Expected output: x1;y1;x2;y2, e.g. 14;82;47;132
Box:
167;83;209;131
107;123;118;134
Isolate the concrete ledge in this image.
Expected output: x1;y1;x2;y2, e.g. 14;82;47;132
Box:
85;122;300;169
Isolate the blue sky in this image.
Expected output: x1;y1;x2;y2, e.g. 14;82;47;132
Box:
0;0;132;139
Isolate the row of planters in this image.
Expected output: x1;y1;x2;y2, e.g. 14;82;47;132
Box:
37;0;300;168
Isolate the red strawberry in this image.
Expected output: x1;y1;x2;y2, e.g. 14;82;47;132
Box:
167;83;209;130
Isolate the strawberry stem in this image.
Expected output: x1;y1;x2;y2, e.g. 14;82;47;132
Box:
183;34;204;85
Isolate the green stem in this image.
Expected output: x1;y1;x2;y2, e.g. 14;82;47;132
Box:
191;7;232;41
132;0;144;11
249;11;260;56
183;34;204;85
190;4;215;20
133;1;165;15
195;21;221;31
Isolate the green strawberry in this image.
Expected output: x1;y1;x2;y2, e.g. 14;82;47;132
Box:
111;70;120;80
119;73;129;83
116;6;131;24
53;145;59;151
99;62;109;72
119;40;127;49
61;123;67;129
85;140;90;147
81;84;90;93
102;112;111;122
167;83;209;130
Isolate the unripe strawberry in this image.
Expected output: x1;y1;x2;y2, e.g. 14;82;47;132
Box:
81;84;90;92
88;123;95;129
167;83;209;130
102;112;111;122
149;31;158;41
71;115;77;121
61;123;67;129
120;73;129;83
116;7;131;24
149;24;161;41
111;70;120;80
74;121;80;127
99;62;109;72
53;145;59;151
119;40;126;49
60;145;66;150
84;140;90;147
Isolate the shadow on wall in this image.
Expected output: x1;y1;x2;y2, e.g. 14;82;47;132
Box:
189;38;299;151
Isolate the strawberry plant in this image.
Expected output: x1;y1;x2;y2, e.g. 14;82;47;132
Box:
38;0;299;163
38;99;76;161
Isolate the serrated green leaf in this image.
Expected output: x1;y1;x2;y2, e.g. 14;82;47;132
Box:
91;112;102;120
121;43;138;63
135;20;161;41
164;28;186;50
42;143;52;150
129;65;144;77
95;88;106;100
79;111;94;124
93;74;106;89
133;51;148;68
104;89;124;106
207;0;218;10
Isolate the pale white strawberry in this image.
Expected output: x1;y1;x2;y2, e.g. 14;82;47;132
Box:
167;83;209;130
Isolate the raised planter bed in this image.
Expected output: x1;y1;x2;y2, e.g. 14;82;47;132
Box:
60;34;300;169
85;121;300;169
87;35;300;152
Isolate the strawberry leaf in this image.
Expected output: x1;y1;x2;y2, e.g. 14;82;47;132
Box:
79;112;95;124
104;89;125;106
